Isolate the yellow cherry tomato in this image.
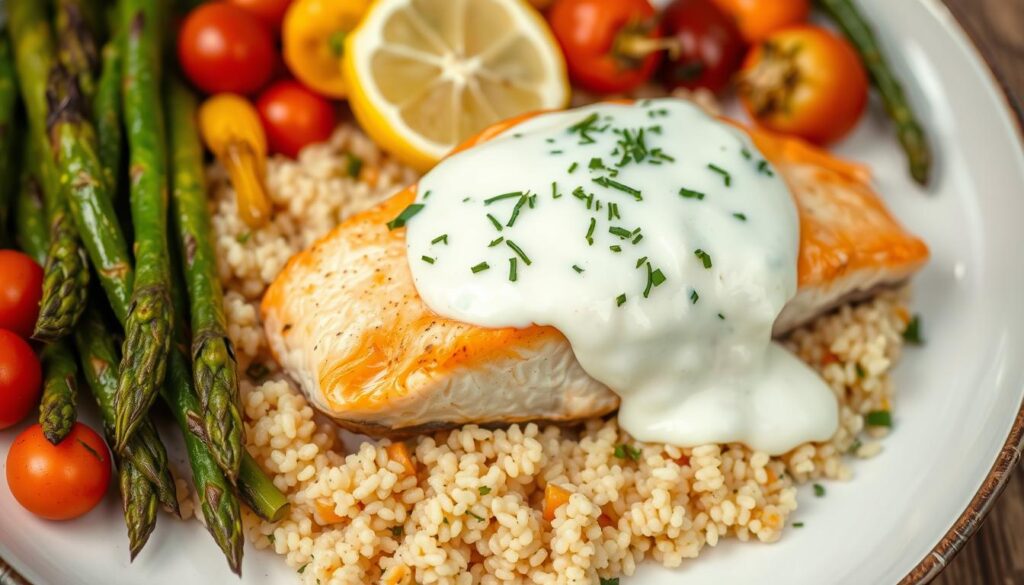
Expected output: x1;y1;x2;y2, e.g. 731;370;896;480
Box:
282;0;371;98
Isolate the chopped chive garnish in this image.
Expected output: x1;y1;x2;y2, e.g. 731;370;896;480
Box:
717;313;725;320
643;263;654;298
609;245;622;252
741;147;752;160
757;160;774;176
552;181;561;199
486;213;503;231
346;153;364;177
572;264;584;273
616;294;627;307
609;226;633;239
733;212;747;221
792;522;805;528
467;511;486;522
636;256;648;268
421;189;431;200
568;162;579;173
528;193;537;208
431;234;448;245
488;236;505;247
546;138;555;143
613;443;641;461
463;197;471;202
690;289;699;304
589;157;605;170
484;191;524;205
585;218;596;246
568;113;599;133
505;240;532;265
386;203;424;230
608;202;620;220
632;233;643;244
694;249;712;269
679;187;705;200
508;257;518;282
471;262;490;274
506;195;528;227
572;186;587;200
707;163;731;186
903;315;924;345
479;486;492;495
865;410;892;428
593;176;642;200
389;525;404;537
421;255;435;264
550;150;564;154
813;484;826;497
651;269;666;287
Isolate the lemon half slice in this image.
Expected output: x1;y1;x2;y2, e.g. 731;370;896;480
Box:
343;0;570;171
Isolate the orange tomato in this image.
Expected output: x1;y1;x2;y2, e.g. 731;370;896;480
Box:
738;26;868;145
710;0;808;42
6;423;112;520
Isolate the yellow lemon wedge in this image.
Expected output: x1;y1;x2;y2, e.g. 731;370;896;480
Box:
343;0;570;171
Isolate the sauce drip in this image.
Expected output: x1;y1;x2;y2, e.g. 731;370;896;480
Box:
405;99;837;454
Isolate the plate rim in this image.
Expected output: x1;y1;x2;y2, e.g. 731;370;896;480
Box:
899;1;1024;583
2;2;1022;584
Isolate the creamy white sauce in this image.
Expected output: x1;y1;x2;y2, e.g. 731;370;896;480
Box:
404;99;837;454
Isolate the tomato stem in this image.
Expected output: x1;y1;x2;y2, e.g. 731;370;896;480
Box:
612;25;680;66
738;41;802;118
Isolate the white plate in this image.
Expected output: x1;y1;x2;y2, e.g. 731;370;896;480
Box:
2;0;1023;583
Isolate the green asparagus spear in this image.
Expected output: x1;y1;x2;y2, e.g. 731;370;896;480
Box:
55;0;100;106
76;307;181;558
113;0;173;451
239;453;289;522
92;40;122;191
15;143;49;264
39;340;79;444
0;34;18;246
167;77;244;481
47;63;134;324
9;0;91;342
815;0;932;186
165;274;244;575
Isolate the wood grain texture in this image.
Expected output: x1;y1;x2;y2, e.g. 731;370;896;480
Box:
934;2;1024;583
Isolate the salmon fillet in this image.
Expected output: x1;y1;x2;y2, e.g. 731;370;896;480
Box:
261;117;928;435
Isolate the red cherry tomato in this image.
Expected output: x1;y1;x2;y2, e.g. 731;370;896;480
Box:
256;80;336;158
0;329;42;430
178;2;276;94
548;0;662;94
227;0;292;32
6;423;112;520
0;250;43;338
739;26;868;144
659;0;746;94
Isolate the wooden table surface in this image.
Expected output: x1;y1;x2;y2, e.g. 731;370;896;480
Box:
933;2;1023;583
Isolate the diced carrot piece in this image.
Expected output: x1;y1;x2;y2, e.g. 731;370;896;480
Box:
386;442;417;477
543;483;572;522
314;500;345;524
895;306;911;325
765;467;778;484
821;352;840;366
597;504;617;528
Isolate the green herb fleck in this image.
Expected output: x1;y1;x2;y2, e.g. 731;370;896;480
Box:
609;226;633;239
421;256;435;264
346;153;363;177
741;147;752;160
733;212;747;221
757;160;774;177
488;236;505;247
573;264;585;274
717;313;725;320
636;256;648;268
613;443;641;461
847;438;863;454
506;195;528;227
586;218;596;246
707;163;731;186
792;522;805;528
865;410;892;428
508;257;518;282
386;203;425;230
651;269;666;287
506;240;532;265
471;262;490;274
679;187;705;200
694;249;712;269
568;162;579;173
236;231;251;244
550;150;564;154
552;181;561;199
486;213;503;231
616;293;627;307
467;511;486;522
484;191;524;205
268;534;275;544
903;315;924;345
431;234;448;245
690;289;699;304
298;564;309;574
600;578;620;585
813;483;826;497
855;363;866;379
589;157;605;170
593;176;642;201
609;245;622;252
389;525;404;537
479;486;492;496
